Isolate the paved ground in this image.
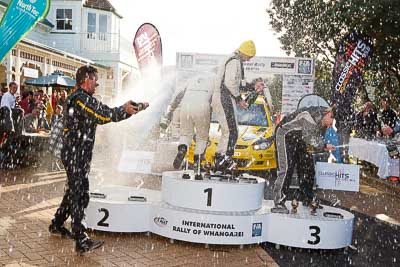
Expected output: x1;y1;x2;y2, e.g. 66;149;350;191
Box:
1;156;399;266
262;171;400;267
0;167;278;266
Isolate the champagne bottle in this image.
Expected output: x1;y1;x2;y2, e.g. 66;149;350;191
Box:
130;101;149;111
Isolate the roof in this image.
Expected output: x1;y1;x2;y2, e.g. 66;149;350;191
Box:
83;0;122;18
40;18;54;28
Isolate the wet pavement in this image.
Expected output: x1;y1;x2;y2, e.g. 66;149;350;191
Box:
262;209;399;266
0;165;277;266
0;162;399;266
261;170;400;267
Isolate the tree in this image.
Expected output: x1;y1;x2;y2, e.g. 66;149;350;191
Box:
266;74;283;113
267;0;400;108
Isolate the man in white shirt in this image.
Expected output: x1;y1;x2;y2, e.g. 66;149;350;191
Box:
0;81;18;109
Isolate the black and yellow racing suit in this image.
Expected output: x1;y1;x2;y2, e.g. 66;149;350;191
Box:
52;88;131;238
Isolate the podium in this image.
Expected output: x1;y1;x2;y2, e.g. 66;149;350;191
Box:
86;171;354;249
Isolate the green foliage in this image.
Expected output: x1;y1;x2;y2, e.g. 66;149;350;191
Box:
267;74;283;113
267;0;400;109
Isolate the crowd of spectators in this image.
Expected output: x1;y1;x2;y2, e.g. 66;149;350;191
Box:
0;81;72;168
354;96;399;140
0;82;69;133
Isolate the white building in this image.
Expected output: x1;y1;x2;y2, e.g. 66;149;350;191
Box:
40;0;139;96
0;1;105;97
1;0;139;98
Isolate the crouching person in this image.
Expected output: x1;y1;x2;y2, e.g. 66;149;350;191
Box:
271;106;335;213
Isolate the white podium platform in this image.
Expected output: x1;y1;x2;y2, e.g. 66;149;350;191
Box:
162;171;264;212
86;171;354;249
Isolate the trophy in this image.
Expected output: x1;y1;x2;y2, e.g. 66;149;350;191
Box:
291;199;299;214
203;161;212;179
310;199;319;216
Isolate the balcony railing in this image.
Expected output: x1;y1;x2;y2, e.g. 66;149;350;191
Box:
79;32;120;53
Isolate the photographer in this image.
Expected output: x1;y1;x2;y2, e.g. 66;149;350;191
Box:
49;65;148;253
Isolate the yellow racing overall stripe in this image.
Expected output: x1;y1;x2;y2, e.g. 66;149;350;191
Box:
76;100;111;122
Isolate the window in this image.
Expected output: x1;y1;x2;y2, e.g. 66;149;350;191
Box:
87;13;96;32
87;12;96;39
56;9;72;30
99;15;107;41
236;104;269;127
212;103;269;127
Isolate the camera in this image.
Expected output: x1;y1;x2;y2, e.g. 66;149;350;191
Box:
129;101;149;111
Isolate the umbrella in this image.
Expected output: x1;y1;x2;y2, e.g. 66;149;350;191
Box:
25;71;76;88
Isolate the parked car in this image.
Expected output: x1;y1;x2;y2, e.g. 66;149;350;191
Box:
188;95;277;176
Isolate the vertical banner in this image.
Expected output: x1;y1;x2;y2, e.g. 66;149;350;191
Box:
133;23;162;77
0;0;51;62
330;31;373;127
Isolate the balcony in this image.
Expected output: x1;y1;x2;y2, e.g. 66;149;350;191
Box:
79;32;120;53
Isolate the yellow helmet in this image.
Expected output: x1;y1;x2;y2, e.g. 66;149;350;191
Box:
238;40;256;57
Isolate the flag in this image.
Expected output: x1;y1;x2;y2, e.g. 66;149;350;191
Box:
133;23;162;74
0;0;51;62
331;31;373;127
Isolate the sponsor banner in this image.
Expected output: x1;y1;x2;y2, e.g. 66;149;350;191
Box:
332;31;373;95
176;53;314;79
151;205;266;244
330;31;373;126
282;75;314;115
315;162;360;192
176;53;314;107
0;0;51;62
133;23;162;73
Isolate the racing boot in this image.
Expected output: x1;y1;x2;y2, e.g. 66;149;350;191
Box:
173;144;187;169
48;222;73;239
271;201;289;214
224;155;237;176
213;153;224;173
75;232;104;254
218;154;237;175
193;154;203;180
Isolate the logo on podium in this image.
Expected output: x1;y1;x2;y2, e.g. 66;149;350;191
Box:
154;217;168;227
252;222;262;237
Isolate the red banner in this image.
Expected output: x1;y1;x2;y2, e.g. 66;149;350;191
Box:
133;23;162;73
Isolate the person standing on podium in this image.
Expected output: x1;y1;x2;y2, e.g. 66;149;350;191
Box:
212;40;255;174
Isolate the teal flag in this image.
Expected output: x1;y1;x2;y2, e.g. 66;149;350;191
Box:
0;0;51;62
